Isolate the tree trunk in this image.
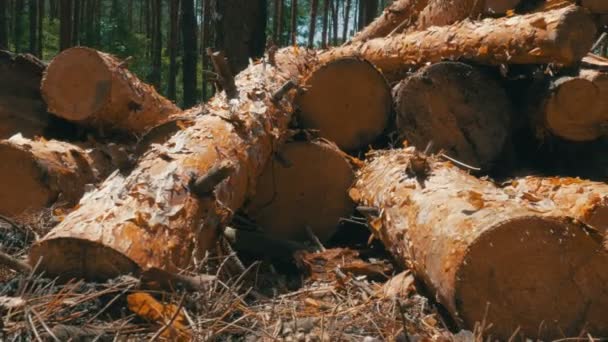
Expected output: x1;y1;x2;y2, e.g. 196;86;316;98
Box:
350;148;608;339
0;51;50;139
41;47;180;134
37;0;44;58
352;0;429;42
168;0;180;101
535;69;608;142
201;0;212;101
308;0;319;47
342;0;351;41
149;0;162;89
0;134;114;218
72;0;79;45
331;0;338;44
321;0;329;47
291;0;298;45
0;1;6;50
215;0;267;73
295;57;392;151
394;62;512;169
49;0;58;19
29;49;314;281
358;0;378;30
29;0;38;55
581;0;608;13
182;0;198;107
502;176;608;234
322;5;596;82
246;140;354;242
59;0;72;51
14;0;24;52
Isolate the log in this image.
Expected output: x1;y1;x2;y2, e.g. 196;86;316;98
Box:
350;147;608;339
0;134;114;218
322;5;596;81
351;0;430;42
245;140;355;242
0;51;50;139
294;58;392;151
393;62;512;169
536;69;608;141
41;47;180;134
533;0;608;14
502;176;608;234
29;51;315;280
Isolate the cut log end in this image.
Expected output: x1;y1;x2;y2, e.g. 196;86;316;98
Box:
556;8;598;65
42;47;112;122
29;238;138;281
246;140;354;242
455;217;608;338
0;142;52;217
295;58;392;151
544;72;608;141
394;62;511;169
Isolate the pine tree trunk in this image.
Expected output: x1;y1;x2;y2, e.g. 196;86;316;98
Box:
59;0;72;51
201;0;212;101
71;0;79;45
350;148;608;340
168;0;180;101
535;68;608;142
291;0;297;45
181;0;198;107
37;0;44;58
358;0;378;30
0;0;8;50
322;5;596;81
14;0;24;52
0;135;114;218
393;62;512;169
29;0;38;55
342;0;351;41
41;47;180;133
331;0;338;44
322;0;329;47
308;0;319;47
149;0;162;89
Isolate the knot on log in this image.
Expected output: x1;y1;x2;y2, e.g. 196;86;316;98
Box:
188;161;235;198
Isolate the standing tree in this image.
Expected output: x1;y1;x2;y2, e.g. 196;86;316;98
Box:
358;0;378;29
342;0;351;41
38;0;44;57
0;0;7;50
59;0;72;51
149;0;162;89
168;0;180;101
273;0;283;44
308;0;319;47
322;0;330;47
215;0;267;73
14;0;25;52
181;0;198;107
29;0;38;55
290;0;297;45
72;0;80;45
201;0;212;101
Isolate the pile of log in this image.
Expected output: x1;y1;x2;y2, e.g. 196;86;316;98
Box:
1;0;608;339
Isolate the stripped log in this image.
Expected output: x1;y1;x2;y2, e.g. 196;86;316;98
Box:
350;147;608;339
246;140;355;242
322;5;596;81
502;176;608;234
0;135;114;218
394;62;512;169
295;58;392;151
41;47;180;134
29;50;316;280
535;69;608;141
415;0;520;31
351;0;430;42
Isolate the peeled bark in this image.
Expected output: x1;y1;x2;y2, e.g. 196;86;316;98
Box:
29;50;315;281
394;62;512;169
41;47;180;134
0;51;50;139
323;5;596;81
295;58;392;151
536;69;608;141
351;0;430;42
245;140;355;242
503;176;608;234
0;134;113;218
350;148;608;339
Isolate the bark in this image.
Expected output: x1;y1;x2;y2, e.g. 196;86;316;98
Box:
502;176;608;235
394;62;512;169
350;148;608;339
322;5;596;81
29;49;316;281
245;140;355;242
308;0;319;48
59;0;72;51
351;0;429;42
533;0;608;14
29;0;38;55
0;51;50;139
216;0;267;74
0;0;6;50
0;134;114;218
182;0;198;107
41;47;180;134
535;69;608;142
295;57;392;151
168;0;180;101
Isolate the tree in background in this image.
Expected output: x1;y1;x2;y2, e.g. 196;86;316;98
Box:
59;0;72;51
0;0;7;50
14;0;25;52
168;0;180;101
181;0;198;107
357;0;377;30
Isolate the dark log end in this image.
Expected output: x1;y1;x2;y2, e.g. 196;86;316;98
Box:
295;58;392;152
455;216;608;339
